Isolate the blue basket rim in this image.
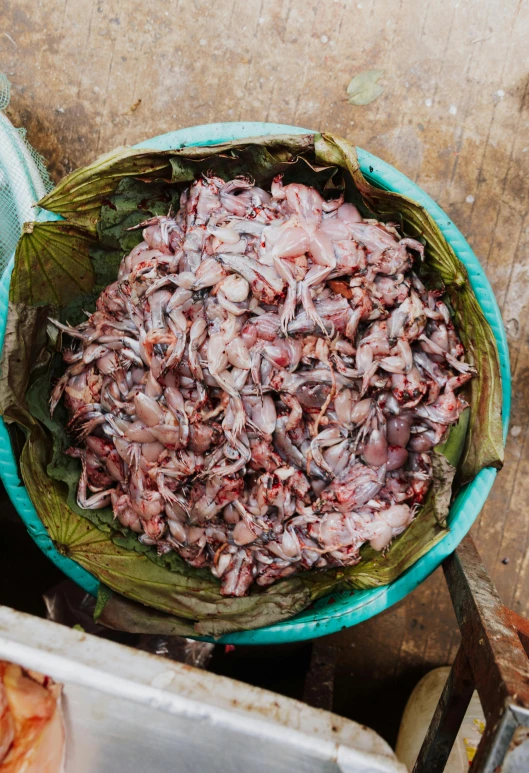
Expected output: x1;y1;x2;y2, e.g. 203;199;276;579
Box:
0;121;510;644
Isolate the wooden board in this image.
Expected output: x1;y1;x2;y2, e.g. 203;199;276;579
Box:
1;0;528;745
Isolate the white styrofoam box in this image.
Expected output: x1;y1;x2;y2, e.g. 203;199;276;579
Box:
0;605;405;773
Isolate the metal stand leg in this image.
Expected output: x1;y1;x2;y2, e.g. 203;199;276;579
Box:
413;645;474;772
413;534;529;772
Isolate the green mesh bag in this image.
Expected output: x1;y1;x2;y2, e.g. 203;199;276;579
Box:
0;72;52;274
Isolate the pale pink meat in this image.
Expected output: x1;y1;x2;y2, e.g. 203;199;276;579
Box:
49;174;474;596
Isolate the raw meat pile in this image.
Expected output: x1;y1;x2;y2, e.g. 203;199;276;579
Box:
50;174;474;596
0;661;64;771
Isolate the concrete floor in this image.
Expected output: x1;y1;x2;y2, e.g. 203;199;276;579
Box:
2;0;529;747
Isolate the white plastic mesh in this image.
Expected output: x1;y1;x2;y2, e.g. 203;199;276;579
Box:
0;73;53;276
0;73;10;110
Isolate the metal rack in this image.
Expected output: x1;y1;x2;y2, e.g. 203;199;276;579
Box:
301;534;529;771
413;534;529;772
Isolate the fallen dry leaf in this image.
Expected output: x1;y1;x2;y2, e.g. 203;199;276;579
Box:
346;69;384;105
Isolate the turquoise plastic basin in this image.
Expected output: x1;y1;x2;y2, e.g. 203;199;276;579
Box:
0;123;510;644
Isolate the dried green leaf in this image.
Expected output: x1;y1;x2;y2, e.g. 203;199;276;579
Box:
430;408;470;527
346;69;385;106
94;586;197;637
38;147;174;232
10;222;96;306
97;177;180;253
38;135;314;232
436;406;470;468
0;300;51;431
